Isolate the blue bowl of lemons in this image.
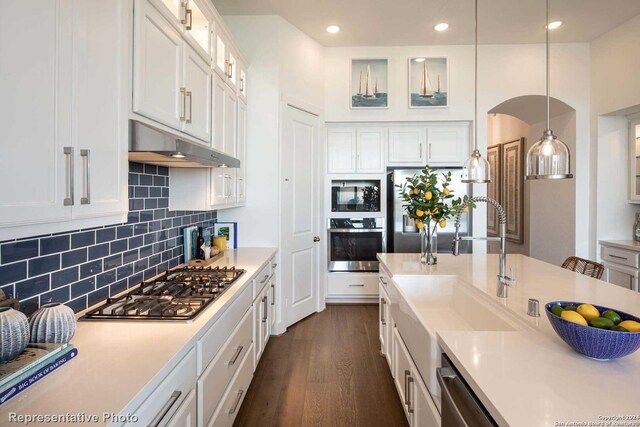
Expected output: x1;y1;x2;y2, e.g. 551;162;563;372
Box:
545;301;640;360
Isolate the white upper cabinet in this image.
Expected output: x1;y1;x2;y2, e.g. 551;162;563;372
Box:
356;128;387;173
183;43;211;142
327;128;357;173
225;89;238;157
236;100;248;205
426;123;469;166
214;30;229;80
212;73;227;153
183;0;210;60
0;0;128;240
388;127;426;166
133;0;183;131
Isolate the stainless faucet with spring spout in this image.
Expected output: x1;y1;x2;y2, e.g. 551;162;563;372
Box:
452;196;516;298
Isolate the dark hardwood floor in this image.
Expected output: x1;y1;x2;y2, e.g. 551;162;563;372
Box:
233;305;408;427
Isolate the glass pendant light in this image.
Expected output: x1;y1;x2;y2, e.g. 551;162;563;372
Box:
461;0;491;184
525;0;573;180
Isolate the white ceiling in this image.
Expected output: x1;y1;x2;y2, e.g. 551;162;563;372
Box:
211;0;640;47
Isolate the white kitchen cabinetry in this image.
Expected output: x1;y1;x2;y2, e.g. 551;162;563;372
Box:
379;273;392;366
327;273;379;298
426;124;469;166
133;0;212;144
252;262;273;369
393;328;440;427
327;128;357;173
236;100;248;205
600;241;640;291
388;127;426;166
0;0;128;241
327;127;386;174
269;261;278;332
166;387;197;427
212;73;227;153
157;0;210;59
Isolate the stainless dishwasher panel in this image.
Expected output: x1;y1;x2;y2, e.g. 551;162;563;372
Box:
436;354;497;427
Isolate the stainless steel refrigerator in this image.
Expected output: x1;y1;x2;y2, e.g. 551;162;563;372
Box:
387;168;473;254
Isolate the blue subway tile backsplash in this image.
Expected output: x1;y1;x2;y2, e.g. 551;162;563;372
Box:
0;162;217;316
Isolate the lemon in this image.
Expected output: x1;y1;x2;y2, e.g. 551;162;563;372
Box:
416;209;424;217
415;220;424;230
463;207;469;213
443;187;450;196
413;188;420;195
425;191;433;200
439;220;447;228
618;320;640;332
425;210;431;216
561;310;588;326
577;304;600;322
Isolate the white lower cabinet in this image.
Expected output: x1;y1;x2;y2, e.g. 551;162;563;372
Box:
207;345;254;427
392;328;440;427
327;273;379;297
166;387;197;427
126;348;197;426
379;281;391;363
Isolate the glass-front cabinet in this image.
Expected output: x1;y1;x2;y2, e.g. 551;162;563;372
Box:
630;120;640;201
157;0;210;60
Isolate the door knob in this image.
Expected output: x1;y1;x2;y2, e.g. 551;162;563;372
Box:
313;236;321;242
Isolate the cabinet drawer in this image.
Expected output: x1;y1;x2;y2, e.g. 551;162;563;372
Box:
207;343;254;427
198;306;253;426
327;274;378;296
197;284;253;373
253;262;271;298
602;246;640;268
126;347;196;426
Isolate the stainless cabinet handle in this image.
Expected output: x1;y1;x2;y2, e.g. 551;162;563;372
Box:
609;254;628;261
80;149;91;205
404;370;410;406
238;178;244;197
227;345;243;366
240;77;245;92
228;62;233;79
184;8;192;30
148;390;182;427
262;296;268;322
63;147;74;206
380;298;386;325
379;276;387;285
228;389;244;415
272;263;278;268
407;376;414;413
185;90;192;124
429;143;432;159
419;143;423;159
179;87;186;121
271;283;275;306
348;284;365;287
260;274;269;284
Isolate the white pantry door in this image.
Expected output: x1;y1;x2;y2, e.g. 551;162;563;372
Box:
281;104;320;328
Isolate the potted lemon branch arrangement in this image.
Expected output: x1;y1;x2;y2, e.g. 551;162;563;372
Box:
397;165;472;265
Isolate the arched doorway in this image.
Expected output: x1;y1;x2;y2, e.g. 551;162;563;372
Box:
486;95;577;266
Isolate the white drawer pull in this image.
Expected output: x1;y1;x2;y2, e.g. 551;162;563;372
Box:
227;346;243;366
148;390;182;427
228;389;244;415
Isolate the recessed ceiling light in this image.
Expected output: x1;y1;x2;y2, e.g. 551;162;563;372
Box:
434;23;449;32
326;25;340;34
414;58;426;63
546;21;563;30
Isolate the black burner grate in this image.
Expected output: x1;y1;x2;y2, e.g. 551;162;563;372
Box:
82;266;245;320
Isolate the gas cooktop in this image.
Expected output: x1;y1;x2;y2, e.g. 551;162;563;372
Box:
82;265;245;321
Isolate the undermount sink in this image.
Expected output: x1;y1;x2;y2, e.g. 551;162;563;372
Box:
390;275;523;407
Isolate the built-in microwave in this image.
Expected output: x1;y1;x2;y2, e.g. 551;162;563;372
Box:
331;179;381;213
328;218;385;272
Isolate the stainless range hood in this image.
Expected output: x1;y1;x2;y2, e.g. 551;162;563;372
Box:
128;120;240;168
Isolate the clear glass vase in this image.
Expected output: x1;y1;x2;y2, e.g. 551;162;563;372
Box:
420;221;438;265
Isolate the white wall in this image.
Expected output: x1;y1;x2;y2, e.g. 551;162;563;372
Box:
324;44;591;255
591;15;640;253
487;114;531;256
218;15;325;247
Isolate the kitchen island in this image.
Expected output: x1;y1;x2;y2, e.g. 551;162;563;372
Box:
0;248;277;426
378;253;640;427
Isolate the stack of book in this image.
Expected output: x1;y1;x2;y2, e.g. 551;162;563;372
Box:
0;343;78;405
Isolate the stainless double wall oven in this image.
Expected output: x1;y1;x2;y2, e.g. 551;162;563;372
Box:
328;218;385;272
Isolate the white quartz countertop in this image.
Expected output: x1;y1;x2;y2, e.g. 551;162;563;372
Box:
599;239;640;252
0;248;277;425
378;253;640;427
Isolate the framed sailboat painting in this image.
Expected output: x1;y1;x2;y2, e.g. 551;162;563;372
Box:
351;59;388;109
408;57;448;108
